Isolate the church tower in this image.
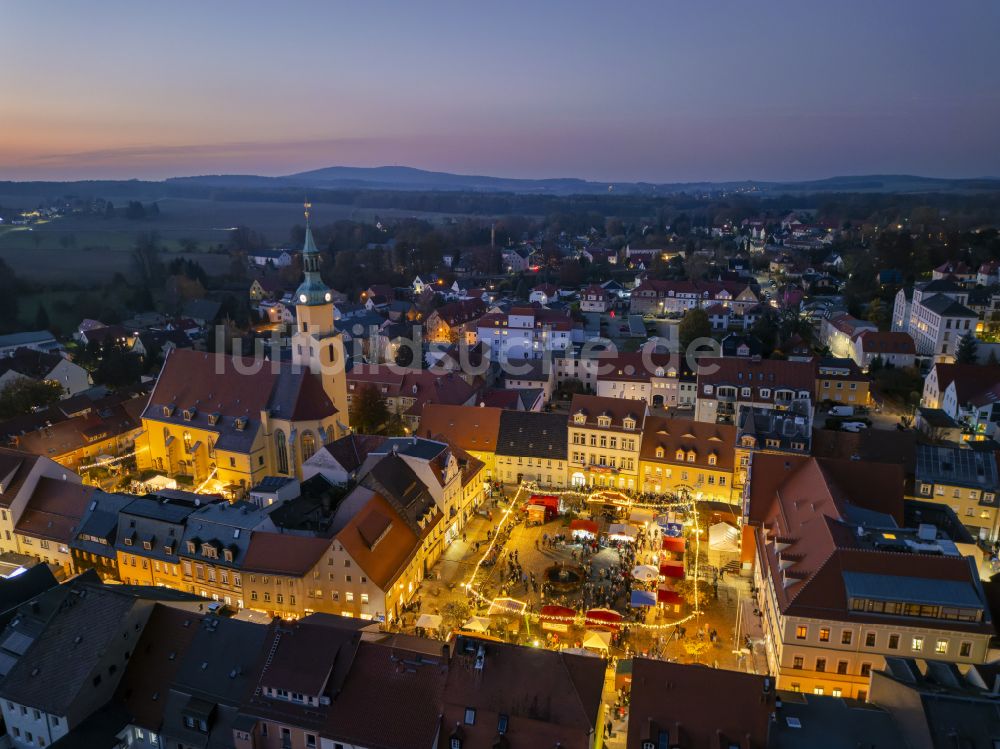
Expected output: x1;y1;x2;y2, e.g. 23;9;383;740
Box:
292;202;350;434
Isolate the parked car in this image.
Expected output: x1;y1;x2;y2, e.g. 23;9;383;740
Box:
829;406;855;417
841;421;868;432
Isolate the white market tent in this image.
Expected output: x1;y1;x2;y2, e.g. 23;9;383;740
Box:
583;629;612;651
461;616;491;632
708;522;740;552
607;523;639;541
143;475;177;492
631;564;659;582
415;613;442;629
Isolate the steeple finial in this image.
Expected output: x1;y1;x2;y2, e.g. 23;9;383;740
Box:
304;199;312;225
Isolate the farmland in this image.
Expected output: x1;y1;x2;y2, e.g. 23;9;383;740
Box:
0;195;453;283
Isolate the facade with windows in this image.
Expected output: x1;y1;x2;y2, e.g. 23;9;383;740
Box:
567;394;647;489
638;416;736;501
749;455;993;701
915;444;999;542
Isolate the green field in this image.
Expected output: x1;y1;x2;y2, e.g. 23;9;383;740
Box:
0;196;454;282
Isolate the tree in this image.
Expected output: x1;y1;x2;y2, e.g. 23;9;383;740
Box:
441;601;471;632
0;379;63;419
34;304;50;331
866;298;885;329
92;341;144;388
956;333;979;364
349;384;389;434
678;308;711;351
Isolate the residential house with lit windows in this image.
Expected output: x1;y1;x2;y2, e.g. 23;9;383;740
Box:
594;352;683;408
629;278;758;315
475;306;574;362
69;490;134;581
695;358;815;424
922;363;1000;441
177;501;270;608
115;492;218;589
892;279;978;361
495;410;569;487
580;284;610;313
746;454;993;701
732;404;812;496
13;477;96;575
0;447;83;563
567;394;647;489
425;299;487;344
814;357;870;406
914;444;1000;542
638;416;736;502
242;458;443;624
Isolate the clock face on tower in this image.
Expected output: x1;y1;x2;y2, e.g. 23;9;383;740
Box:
299;293;308;303
325;292;332;302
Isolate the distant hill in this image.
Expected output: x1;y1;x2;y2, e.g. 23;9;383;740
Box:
164;167;1000;196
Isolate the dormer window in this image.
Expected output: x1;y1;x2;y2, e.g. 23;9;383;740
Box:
208;412;220;426
708;454;717;466
655;447;664;459
686;450;696;463
234;417;247;431
223;549;234;563
202;543;217;559
182;408;196;421
597;416;611;427
623;417;636;430
574;412;586;425
675;449;685;460
164;544;174;555
162;405;175;418
186;541;197;553
704;385;714;395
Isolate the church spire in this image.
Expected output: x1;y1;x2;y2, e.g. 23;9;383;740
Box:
295;200;330;306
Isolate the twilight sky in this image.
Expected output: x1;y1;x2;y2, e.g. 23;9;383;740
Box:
2;0;999;182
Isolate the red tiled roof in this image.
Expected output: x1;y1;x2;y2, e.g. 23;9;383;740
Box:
626;659;772;749
418;404;503;453
242;532;332;576
639;416;736;471
856;330;916;355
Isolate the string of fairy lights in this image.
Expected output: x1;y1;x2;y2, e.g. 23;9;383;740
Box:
460;481;707;632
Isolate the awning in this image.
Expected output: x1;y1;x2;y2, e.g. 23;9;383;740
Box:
630;590;657;607
709;522;740;552
540;604;576;632
583;629;612;651
585;608;623;631
461;616;491;632
570;519;599;536
631;564;659;582
657;589;684;605
415;613;442;629
659;561;685;579
528;495;559;511
540;604;576;621
662;536;686;553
